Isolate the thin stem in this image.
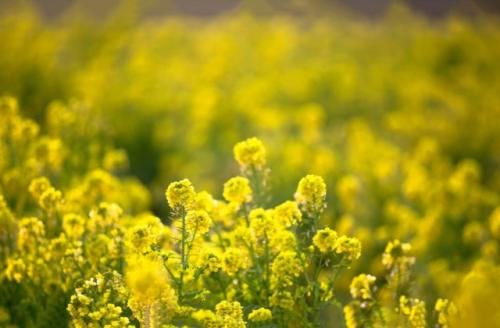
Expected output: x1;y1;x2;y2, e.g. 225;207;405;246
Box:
185;224;198;265
243;239;264;303
214;273;228;299
214;224;227;250
178;207;187;305
264;232;271;307
163;262;177;282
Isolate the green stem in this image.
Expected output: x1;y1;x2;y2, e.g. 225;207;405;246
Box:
214;224;227;250
243;239;264;303
214;273;228;299
185;225;198;265
264;233;271;307
178;208;187;305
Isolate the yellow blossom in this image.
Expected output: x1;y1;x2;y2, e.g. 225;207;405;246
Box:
349;274;376;300
5;258;25;282
334;236;362;261
382;239;414;270
435;298;458;328
273;201;302;227
166;179;196;210
248;307;272;322
295;174;327;215
233;137;266;169
63;213;85;239
39;187;62;212
28;176;52;200
223;176;252;204
400;296;427;328
271;251;302;287
313;228;338;253
185;209;212;234
222;247;247;275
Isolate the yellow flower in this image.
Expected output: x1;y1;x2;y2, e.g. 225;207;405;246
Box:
448;159;481;195
233;137;266;169
39;187;62;212
193;191;215;212
400;295;411;315
271;251;303;287
435;298;458;328
295;174;327;215
166;179;196;210
334;236;362;261
349;274;376;300
270;290;295;310
222;247;247;275
68;272;133;328
5;258;25;282
248;307;272;322
89;202;123;229
343;303;360;328
126;221;161;254
223;176;252;204
195;247;222;273
126;258;172;304
30;137;65;172
269;230;296;253
400;296;427;328
28;176;52;200
103;149;129;172
192;309;216;325
17;217;45;251
249;208;274;238
185;209;212;234
313;228;338;253
215;301;245;328
63;213;85;239
382;239;414;270
212;201;240;227
11;117;39;142
273;201;302;227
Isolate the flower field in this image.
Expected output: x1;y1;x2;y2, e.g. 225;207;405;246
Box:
1;3;500;327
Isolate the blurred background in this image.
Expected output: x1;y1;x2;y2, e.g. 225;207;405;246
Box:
2;0;500;18
1;0;500;325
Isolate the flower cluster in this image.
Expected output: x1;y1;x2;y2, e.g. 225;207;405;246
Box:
312;227;361;261
435;298;458;328
343;239;456;328
2;8;500;318
223;177;253;205
295;175;327;216
349;274;376;301
399;296;427;328
1;11;500;328
166;179;196;210
234;138;267;170
67;272;132;328
0;118;467;327
247;308;272;323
